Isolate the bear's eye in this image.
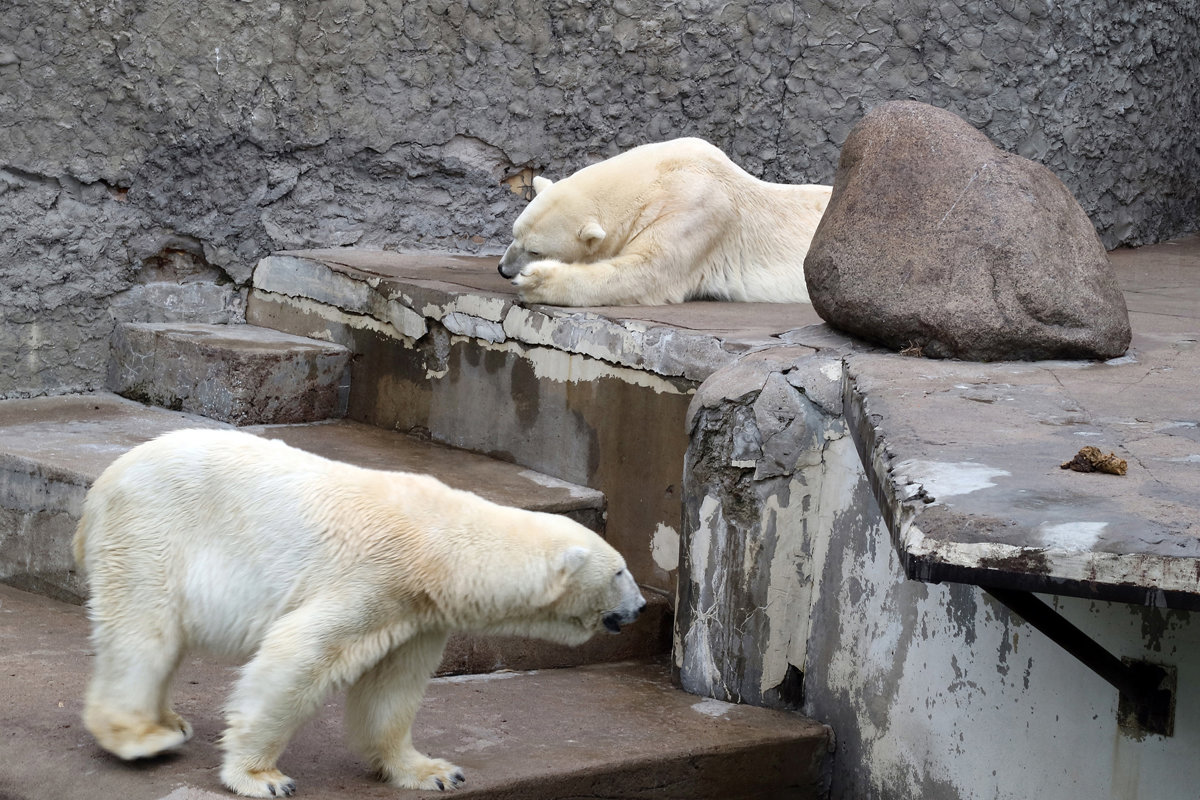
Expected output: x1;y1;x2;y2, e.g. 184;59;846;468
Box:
615;568;625;577
527;250;541;258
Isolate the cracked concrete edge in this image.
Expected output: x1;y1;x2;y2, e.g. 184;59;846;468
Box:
252;253;788;382
839;358;1200;605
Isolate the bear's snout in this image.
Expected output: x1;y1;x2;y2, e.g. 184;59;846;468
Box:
498;243;527;278
602;596;647;634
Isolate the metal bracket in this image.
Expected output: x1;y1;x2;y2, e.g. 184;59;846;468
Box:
985;587;1175;737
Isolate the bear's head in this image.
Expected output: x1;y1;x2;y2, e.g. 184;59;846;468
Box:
497;175;607;279
548;543;647;639
453;511;647;645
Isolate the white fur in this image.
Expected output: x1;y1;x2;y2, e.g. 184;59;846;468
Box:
74;429;645;797
498;137;831;306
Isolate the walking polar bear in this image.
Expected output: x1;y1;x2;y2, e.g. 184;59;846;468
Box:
74;429;645;798
499;137;831;306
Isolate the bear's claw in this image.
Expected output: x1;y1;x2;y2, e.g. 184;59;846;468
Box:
384;756;464;791
220;765;297;798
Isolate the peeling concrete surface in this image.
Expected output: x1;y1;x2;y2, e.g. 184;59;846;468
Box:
666;235;1200;798
677;352;855;709
801;465;1200;800
255;249;824;382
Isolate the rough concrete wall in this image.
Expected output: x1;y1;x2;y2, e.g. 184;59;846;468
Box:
3;0;1196;396
803;463;1200;800
676;348;849;709
677;345;1200;798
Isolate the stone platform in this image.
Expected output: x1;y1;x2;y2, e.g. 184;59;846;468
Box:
0;584;832;800
254;236;1200;610
846;235;1200;607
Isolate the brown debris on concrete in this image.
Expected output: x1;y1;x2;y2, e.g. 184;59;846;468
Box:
1060;446;1128;475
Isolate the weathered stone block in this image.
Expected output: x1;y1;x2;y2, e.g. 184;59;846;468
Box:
676;351;855;710
805;100;1132;361
107;323;351;425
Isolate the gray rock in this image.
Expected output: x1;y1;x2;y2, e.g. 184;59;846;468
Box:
804;101;1132;362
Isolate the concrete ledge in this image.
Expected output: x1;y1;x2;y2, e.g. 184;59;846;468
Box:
0;584;832;800
243;419;606;529
107;322;351;425
254;249;827;383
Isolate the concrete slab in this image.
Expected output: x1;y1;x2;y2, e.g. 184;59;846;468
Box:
107;323;351;425
254;249;825;383
843;234;1200;608
243;420;604;524
0;585;832;800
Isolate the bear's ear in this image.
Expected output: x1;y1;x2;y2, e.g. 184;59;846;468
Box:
537;545;590;606
579;221;606;247
558;545;590;576
532;175;554;195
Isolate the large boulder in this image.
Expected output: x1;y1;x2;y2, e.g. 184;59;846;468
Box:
804;101;1131;361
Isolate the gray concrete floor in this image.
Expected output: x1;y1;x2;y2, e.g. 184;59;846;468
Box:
0;585;830;800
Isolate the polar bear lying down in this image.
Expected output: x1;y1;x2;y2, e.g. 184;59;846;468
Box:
499;137;832;306
74;429;645;797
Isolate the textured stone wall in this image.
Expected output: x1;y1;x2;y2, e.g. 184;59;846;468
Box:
2;0;1197;396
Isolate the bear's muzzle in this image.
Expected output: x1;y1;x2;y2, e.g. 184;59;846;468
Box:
498;242;530;279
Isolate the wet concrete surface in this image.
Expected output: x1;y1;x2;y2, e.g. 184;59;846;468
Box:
0;585;831;800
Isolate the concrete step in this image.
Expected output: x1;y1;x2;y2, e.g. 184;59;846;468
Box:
0;584;832;800
0;393;669;673
106;322;351;425
246;250;706;606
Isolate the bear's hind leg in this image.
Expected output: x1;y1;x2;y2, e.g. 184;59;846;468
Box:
83;627;191;760
345;630;464;791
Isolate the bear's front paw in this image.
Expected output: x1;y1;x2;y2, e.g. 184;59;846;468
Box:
220;764;297;798
384;756;465;791
512;260;562;304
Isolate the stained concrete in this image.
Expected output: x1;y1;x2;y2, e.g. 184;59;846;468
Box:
0;584;832;800
247;250;745;595
662;234;1200;799
245;419;605;526
843;234;1200;607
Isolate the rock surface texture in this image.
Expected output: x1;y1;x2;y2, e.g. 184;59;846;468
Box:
805;101;1132;361
2;1;1195;395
